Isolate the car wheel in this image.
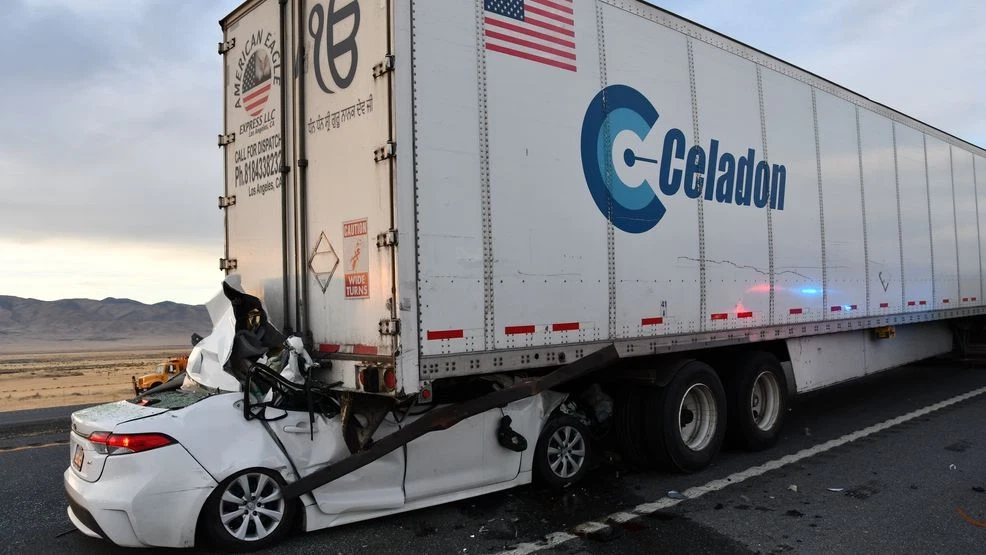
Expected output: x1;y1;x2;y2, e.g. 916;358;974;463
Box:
726;352;788;451
534;415;592;489
202;468;297;552
644;360;726;473
149;382;162;390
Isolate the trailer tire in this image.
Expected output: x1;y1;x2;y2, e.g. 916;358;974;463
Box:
726;352;787;451
613;389;653;469
644;361;726;473
201;468;297;552
534;415;593;489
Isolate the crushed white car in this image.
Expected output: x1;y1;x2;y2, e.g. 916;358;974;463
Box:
65;280;605;550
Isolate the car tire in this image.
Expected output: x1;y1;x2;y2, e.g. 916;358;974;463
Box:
202;468;297;552
149;382;162;390
726;352;788;451
534;415;593;489
644;360;727;473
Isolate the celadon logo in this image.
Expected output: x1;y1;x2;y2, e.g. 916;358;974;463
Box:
581;84;788;233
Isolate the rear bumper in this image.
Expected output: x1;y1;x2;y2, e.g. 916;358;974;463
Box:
66;496;106;540
63;443;217;548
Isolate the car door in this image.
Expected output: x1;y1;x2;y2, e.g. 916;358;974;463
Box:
270;410;405;515
403;407;523;503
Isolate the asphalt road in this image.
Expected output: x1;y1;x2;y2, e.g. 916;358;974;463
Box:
2;360;985;554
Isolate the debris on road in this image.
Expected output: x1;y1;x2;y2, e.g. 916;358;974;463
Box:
787;484;799;493
667;490;688;500
827;487;844;492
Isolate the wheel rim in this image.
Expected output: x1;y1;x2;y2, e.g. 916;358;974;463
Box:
219;472;285;542
750;370;781;432
678;383;717;451
546;425;587;479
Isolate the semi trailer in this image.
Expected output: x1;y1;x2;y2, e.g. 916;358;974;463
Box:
220;0;986;499
61;0;986;550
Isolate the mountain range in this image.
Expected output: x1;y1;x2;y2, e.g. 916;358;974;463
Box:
0;296;211;353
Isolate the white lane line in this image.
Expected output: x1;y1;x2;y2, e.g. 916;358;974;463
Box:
500;385;986;555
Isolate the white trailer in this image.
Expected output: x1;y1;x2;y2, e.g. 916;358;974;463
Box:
218;0;986;499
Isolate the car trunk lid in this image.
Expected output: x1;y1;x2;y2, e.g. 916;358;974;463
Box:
69;401;169;483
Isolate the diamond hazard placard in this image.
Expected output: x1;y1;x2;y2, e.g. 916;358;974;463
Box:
343;218;369;299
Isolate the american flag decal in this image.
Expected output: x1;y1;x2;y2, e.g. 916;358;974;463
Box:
484;0;577;72
241;51;273;117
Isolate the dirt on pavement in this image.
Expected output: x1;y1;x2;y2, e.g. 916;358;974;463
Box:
0;348;189;412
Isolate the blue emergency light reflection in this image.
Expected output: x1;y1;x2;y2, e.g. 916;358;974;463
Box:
799;288;821;296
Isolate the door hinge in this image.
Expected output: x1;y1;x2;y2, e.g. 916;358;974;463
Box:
373;55;395;78
379;318;401;336
218;38;236;54
218;195;236;209
219;258;238;271
376;229;398;248
218;133;236;147
373;140;396;162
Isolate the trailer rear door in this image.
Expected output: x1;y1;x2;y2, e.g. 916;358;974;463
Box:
299;0;395;355
220;0;289;326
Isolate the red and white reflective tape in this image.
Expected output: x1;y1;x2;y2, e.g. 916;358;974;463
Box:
962;298;969;302
710;312;756;320
502;322;585;334
318;343;380;355
879;302;890;308
919;300;927;306
426;329;464;341
907;301;916;306
789;308;804;315
641;317;664;326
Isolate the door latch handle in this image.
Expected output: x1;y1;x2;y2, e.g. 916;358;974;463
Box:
283;422;317;434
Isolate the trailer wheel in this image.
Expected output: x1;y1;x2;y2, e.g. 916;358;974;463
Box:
201;468;297;552
726;352;787;451
534;415;593;489
644;361;726;473
613;389;653;469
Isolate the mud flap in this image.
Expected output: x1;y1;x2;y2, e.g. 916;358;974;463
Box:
281;344;619;500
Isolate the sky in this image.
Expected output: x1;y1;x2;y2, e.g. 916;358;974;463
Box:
0;0;983;305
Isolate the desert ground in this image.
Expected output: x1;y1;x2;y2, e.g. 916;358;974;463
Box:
0;347;189;412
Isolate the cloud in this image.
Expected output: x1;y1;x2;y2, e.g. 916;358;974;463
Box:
649;1;986;147
1;0;982;305
0;0;239;247
0;237;223;304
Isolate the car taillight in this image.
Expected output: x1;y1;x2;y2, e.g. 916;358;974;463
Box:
88;432;175;455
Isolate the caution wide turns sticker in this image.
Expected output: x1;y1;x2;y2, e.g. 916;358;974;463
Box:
343;218;369;299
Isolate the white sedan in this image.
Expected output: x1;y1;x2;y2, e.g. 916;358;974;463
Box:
64;284;595;551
